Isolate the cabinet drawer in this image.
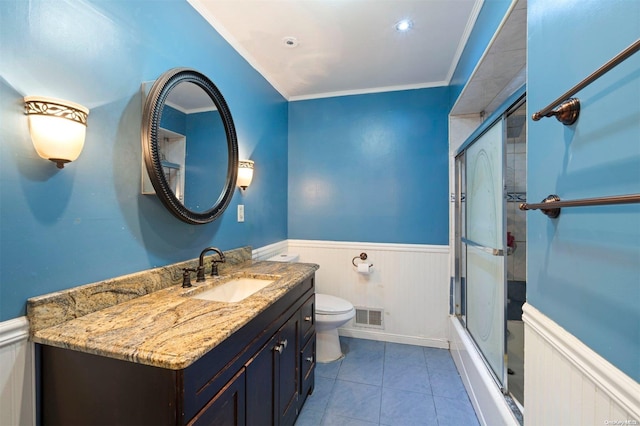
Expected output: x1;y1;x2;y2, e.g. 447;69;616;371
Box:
299;295;315;343
300;335;315;400
299;276;314;295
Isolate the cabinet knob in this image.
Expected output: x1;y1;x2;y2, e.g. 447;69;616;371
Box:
274;339;288;354
304;316;312;322
306;356;313;363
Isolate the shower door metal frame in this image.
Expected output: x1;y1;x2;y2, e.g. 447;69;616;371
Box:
454;152;467;324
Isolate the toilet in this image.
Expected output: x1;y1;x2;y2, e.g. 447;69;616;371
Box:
267;253;355;363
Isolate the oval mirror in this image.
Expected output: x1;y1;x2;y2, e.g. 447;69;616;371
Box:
142;68;238;224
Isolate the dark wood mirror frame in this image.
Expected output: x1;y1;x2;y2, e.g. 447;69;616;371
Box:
142;68;238;224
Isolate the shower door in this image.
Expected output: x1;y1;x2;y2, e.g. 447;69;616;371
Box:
458;119;507;388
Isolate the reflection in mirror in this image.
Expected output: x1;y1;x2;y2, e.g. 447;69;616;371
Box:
141;68;238;224
156;127;185;202
160;82;227;212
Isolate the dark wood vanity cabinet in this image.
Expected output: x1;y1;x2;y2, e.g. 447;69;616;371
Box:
39;275;316;426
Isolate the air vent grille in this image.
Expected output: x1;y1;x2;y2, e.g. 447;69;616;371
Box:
354;307;384;329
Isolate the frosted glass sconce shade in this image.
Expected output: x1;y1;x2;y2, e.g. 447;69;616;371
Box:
237;160;254;190
24;96;90;169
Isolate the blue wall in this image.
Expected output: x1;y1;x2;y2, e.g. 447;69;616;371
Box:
184;110;228;212
160;105;188;135
288;88;450;244
527;0;640;380
158;106;228;211
0;0;288;321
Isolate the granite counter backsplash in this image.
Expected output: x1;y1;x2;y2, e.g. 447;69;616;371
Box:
28;248;318;370
27;246;251;334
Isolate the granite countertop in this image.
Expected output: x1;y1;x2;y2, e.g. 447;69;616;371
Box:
29;258;318;370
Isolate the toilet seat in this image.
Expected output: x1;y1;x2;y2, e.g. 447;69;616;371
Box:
316;293;353;315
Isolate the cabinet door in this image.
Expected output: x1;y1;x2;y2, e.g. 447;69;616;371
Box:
189;310;307;426
245;313;300;426
188;368;246;426
245;333;278;425
277;313;299;426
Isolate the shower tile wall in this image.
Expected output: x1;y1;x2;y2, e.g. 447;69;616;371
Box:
506;107;526;282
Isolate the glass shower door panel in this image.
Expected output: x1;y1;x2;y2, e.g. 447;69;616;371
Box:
465;121;506;384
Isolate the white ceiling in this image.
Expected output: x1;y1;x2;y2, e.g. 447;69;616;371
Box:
187;0;484;101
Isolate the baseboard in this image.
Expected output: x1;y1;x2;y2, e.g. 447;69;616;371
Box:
338;327;449;349
523;303;640;422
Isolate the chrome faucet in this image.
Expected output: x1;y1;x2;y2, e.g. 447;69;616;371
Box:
197;247;226;282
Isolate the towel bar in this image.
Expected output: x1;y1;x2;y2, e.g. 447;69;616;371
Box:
532;39;640;125
519;194;640;218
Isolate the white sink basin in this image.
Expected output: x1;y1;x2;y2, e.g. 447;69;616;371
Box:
190;277;275;303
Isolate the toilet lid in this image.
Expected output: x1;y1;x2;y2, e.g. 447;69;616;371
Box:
316;293;354;315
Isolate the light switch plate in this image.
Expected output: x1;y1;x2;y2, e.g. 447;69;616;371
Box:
237;205;245;222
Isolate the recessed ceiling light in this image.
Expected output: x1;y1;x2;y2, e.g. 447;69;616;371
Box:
395;19;413;32
283;36;299;48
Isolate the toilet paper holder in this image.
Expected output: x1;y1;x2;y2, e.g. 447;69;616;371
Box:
352;252;373;267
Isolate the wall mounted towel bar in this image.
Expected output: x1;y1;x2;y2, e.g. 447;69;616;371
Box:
519;193;640;218
532;38;640;125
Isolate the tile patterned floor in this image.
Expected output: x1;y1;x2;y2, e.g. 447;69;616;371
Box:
295;337;480;426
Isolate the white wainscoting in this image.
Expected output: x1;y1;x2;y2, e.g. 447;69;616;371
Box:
288;239;450;348
0;317;35;426
523;303;640;426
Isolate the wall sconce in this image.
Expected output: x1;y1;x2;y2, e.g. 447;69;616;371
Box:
24;96;90;169
237;160;254;190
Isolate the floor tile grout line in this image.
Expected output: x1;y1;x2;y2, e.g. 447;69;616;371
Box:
378;341;387;425
301;337;479;426
423;346;438;400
